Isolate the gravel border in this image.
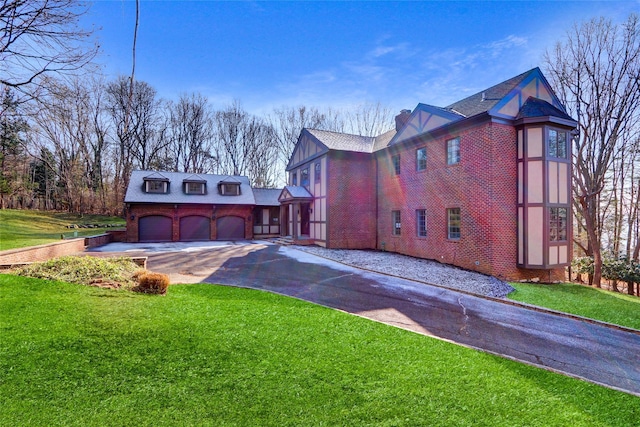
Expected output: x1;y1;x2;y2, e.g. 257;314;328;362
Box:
292;246;515;298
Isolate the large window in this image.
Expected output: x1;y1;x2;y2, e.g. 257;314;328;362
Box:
219;183;240;196
447;208;461;239
392;154;401;175
301;167;310;188
549;207;568;241
416;209;427;237
447;137;460;165
548;129;568;159
392;210;401;236
185;181;205;194
145;179;167;193
292;172;297;186
416;147;427;171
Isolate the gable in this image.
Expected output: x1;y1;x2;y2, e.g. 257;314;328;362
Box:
390;104;463;145
491;69;565;119
287;130;329;170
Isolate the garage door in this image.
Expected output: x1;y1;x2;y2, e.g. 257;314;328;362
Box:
216;216;245;240
180;216;211;241
139;215;172;242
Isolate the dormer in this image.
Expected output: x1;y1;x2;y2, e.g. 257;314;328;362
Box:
183;175;207;195
218;177;242;196
142;172;170;194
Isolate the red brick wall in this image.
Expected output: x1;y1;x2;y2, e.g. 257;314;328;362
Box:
327;152;377;249
374;122;565;282
126;204;253;242
0;238;86;265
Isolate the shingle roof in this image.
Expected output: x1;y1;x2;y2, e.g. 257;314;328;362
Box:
307;128;376;153
516;97;575;122
125;170;256;205
278;186;313;202
373;129;397;152
252;188;281;206
446;68;536;118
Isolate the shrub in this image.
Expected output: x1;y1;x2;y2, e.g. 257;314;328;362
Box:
134;272;170;295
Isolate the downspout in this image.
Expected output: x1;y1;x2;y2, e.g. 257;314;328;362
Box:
375;153;379;250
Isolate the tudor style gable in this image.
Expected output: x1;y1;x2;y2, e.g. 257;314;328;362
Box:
390;104;463;145
286;129;329;171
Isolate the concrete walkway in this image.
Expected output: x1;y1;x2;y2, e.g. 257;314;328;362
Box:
88;242;640;396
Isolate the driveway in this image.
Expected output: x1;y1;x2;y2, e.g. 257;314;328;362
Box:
89;241;640;396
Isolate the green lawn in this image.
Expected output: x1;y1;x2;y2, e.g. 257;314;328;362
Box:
0;209;124;251
508;282;640;330
1;276;638;426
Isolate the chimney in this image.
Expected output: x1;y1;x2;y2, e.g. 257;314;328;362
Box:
395;109;411;131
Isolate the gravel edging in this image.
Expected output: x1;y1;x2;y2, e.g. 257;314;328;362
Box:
292;246;515;298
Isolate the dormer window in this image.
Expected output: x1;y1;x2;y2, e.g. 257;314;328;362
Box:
144;179;169;194
219;182;241;196
184;181;206;195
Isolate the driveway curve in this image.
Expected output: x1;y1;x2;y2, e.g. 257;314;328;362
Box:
88;241;640;396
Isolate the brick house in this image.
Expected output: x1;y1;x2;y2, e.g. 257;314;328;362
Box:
283;68;577;281
124;171;280;242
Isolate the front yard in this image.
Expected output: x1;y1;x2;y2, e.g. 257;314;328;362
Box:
1;275;638;426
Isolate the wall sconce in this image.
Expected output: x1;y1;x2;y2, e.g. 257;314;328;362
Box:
212;205;217;212
130;215;135;220
309;206;313;214
173;204;178;209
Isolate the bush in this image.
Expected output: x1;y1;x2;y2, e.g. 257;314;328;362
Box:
134;272;170;295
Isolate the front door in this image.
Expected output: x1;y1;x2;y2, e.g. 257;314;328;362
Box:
300;202;310;236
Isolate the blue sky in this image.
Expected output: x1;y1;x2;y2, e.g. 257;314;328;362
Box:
84;1;639;115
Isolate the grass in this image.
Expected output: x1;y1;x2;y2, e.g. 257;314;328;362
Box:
0;209;124;251
508;282;640;330
1;275;638;426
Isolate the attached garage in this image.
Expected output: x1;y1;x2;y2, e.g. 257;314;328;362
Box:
217;216;245;240
139;215;172;242
180;215;211;241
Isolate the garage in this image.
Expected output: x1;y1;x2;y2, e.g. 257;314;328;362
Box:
139;215;172;242
216;216;245;240
180;215;211;241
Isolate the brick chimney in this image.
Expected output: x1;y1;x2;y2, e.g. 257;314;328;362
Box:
395;109;411;131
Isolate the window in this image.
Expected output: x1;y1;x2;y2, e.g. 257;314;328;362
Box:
392;154;401;175
447;137;460;165
301;167;310;188
392;210;401;236
416;209;427;237
314;162;321;183
219;183;240;196
447;208;461;239
416;147;427;171
549;207;568;241
185;181;205;194
292;172;297;186
548;129;568;159
145;179;167;193
270;207;280;225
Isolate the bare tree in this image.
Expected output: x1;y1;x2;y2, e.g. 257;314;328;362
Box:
544;14;640;287
0;0;98;102
214;100;279;187
167;93;215;173
343;101;395;137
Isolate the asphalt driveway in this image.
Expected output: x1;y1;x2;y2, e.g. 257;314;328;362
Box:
89;241;640;396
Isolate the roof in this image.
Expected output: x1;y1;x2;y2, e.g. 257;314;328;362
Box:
446;68;535;118
278;186;313;203
252;188;282;206
125;170;256;205
516;97;575;122
306;128;376;153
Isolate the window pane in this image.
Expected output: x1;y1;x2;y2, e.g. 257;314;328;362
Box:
557;131;567;158
416;209;427;237
416;147;427;171
548;130;557;158
315;162;321;183
448;208;460;239
393;154;401;175
146;180;165;193
392;210;401;235
447;138;460;165
549;207;568;241
301;168;310;187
